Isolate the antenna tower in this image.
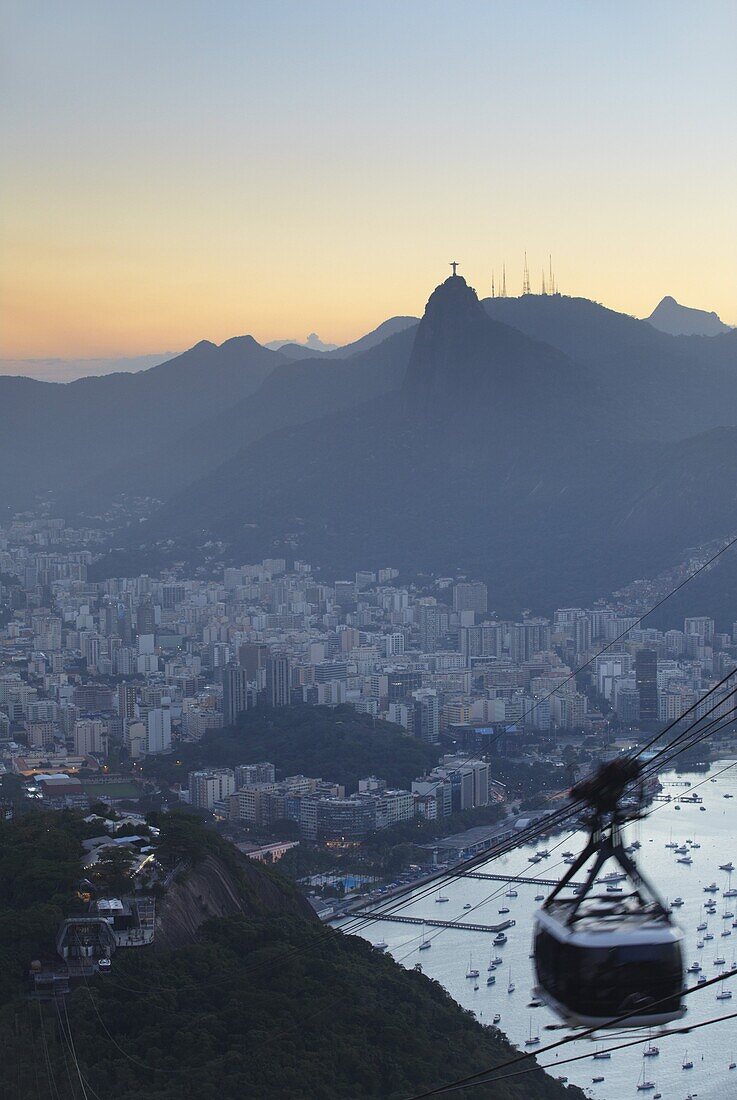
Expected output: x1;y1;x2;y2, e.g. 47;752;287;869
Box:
541;269;547;295
491;272;495;298
522;252;531;295
501;263;507;298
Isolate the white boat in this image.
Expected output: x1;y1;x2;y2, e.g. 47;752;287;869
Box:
724;889;737;898
505;889;518;898
492;956;503;966
463;903;472;910
492;1013;501;1023
493;933;507;946
435;892;449;903
705;883;720;893
677;855;693;864
507;967;515;993
697;940;705;949
682;1052;694;1069
697;922;708;930
637;1062;655;1090
671;896;684;907
486;974;496;986
643;1033;659;1057
593;1046;611;1060
524;1019;539;1046
534;894;545;902
466;956;479;979
419;927;431;951
687;962;702;972
373;940;388;951
721;862;735;872
705;932;715;941
717;985;733;1000
498;906;510;914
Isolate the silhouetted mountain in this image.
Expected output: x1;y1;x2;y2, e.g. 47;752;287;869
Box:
0;337;284;514
647;295;732;336
276;316;419;361
125;276;737;613
483;294;737;441
265;332;338;353
63;325;415;513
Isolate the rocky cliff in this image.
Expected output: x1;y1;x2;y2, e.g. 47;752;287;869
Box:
154;851;315;950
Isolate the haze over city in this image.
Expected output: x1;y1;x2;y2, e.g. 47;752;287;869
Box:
2;4;737;1100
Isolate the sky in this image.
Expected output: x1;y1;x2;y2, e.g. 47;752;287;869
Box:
2;0;736;365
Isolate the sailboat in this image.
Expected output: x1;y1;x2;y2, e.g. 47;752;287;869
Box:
592;1045;611;1060
507;967;515;994
643;1030;659;1057
524;1017;540;1046
717;980;733;1000
419;926;431;951
435;889;449;903
682;1051;694;1069
465;955;479;979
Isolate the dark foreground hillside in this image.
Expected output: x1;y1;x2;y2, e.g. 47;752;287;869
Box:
0;814;582;1100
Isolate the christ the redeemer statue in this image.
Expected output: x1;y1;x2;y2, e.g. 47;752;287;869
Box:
450;260;459;276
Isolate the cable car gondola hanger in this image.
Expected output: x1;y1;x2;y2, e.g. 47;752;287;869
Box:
533;759;686;1031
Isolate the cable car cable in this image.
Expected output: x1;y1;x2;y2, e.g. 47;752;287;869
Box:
343;671;737;935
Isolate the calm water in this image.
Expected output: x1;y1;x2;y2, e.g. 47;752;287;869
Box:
349;763;737;1100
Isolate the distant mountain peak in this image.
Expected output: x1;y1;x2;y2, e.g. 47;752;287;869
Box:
647;295;732;337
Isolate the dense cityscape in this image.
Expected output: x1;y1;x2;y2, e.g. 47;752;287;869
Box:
3;4;736;1096
3;510;735;866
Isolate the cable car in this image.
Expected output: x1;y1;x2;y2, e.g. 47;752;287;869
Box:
533;759;686;1029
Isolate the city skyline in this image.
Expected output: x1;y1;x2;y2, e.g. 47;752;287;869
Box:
3;0;736;360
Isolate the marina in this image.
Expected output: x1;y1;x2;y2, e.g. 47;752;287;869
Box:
346;763;737;1099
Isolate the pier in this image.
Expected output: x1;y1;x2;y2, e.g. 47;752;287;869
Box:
350;912;517;933
455;871;584;888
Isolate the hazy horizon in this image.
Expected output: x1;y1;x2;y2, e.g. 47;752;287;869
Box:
3;0;736;360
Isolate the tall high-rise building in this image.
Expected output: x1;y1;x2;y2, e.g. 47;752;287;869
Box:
147;707;171;753
635;649;658;725
117;682;137;724
238;643;269;680
73;718;107;755
266;655;291;708
223;663;249;725
387;668;423;702
417;602;444;652
452;581;488;615
136;598;156;637
412;688;440;743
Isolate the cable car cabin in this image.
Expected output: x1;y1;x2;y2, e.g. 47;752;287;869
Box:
534;894;685;1028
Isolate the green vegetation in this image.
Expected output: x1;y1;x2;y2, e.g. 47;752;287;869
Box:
0;812;582;1099
0;811;87;1003
145;704;440;792
1;917;580;1100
